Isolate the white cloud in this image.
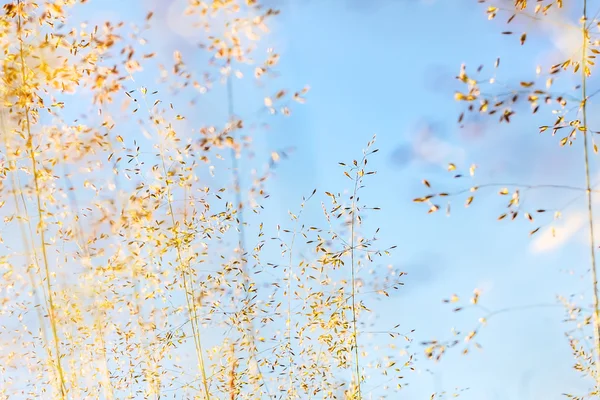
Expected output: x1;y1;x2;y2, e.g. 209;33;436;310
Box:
412;125;466;167
530;212;585;253
542;10;581;59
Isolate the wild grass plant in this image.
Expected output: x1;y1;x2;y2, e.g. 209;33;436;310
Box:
0;1;409;399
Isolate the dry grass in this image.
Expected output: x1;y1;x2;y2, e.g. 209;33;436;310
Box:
0;1;409;399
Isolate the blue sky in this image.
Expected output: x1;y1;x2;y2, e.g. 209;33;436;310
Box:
262;2;593;397
18;0;600;398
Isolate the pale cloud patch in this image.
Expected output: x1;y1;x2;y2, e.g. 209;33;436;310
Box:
574;187;600;246
391;123;466;169
165;0;202;43
531;174;600;253
513;1;582;66
539;12;580;62
145;0;233;46
530;212;585;253
475;280;495;296
490;0;579;68
412;125;466;166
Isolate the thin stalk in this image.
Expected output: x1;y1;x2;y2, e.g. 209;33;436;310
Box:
350;169;361;399
284;211;302;397
282;192;314;396
226;72;272;398
60;157;115;400
161;152;210;398
131;246;160;399
16;3;67;397
226;74;246;278
580;1;600;388
286;227;296;398
226;73;252;309
161;159;210;398
137;86;210;399
106;135;156;398
7;158;52;388
228;343;237;400
2;109;51;368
